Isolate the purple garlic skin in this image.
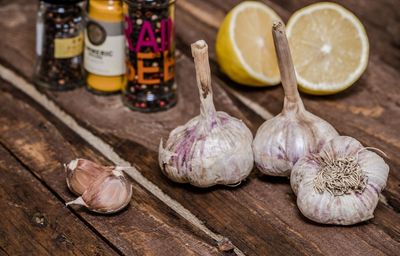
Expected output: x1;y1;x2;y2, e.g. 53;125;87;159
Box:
65;158;112;195
159;111;254;188
67;169;133;214
159;40;254;188
292;136;389;225
253;108;338;176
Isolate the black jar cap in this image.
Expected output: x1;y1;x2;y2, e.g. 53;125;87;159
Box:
123;0;172;4
42;0;83;4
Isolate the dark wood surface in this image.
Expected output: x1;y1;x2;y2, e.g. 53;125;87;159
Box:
0;80;219;255
0;145;116;256
0;0;399;255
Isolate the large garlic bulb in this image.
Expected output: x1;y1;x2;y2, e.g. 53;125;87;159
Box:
253;22;338;177
159;40;254;188
291;136;389;225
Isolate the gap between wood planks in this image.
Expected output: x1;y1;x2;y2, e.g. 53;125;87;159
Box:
0;65;245;256
0;141;125;256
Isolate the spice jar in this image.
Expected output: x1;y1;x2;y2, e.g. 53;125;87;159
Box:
35;0;85;90
84;0;126;94
123;0;177;112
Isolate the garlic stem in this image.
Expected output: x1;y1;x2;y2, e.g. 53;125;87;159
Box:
191;40;216;119
159;39;254;187
272;21;304;113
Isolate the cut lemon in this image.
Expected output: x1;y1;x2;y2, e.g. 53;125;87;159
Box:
286;2;369;95
216;1;282;86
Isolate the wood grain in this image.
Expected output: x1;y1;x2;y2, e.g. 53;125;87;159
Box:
0;0;399;255
0;146;117;256
0;80;220;255
0;1;247;151
175;0;400;210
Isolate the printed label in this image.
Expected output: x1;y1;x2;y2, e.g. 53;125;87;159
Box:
124;16;175;85
84;20;125;76
54;33;83;59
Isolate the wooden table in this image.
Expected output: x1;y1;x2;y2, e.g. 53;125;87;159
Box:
0;0;399;255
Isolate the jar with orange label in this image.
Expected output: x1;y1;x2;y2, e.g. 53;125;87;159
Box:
84;0;126;94
35;0;85;90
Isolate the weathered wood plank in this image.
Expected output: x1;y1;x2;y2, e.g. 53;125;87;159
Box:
116;136;400;255
3;49;399;255
0;2;248;151
0;1;399;255
0;80;220;255
0;146;117;256
175;0;400;210
0;4;307;252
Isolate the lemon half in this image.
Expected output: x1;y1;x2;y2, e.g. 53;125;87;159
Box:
216;1;282;86
286;2;369;95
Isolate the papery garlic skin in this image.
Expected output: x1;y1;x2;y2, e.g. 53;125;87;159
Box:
159;112;254;187
253;109;338;176
253;22;338;177
65;158;112;195
67;169;133;214
159;40;254;188
292;136;389;225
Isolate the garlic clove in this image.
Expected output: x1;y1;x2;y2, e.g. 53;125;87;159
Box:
66;168;133;214
292;136;389;225
290;154;320;195
65;158;112;195
358;151;389;189
297;184;377;225
158;40;254;187
252;21;338;177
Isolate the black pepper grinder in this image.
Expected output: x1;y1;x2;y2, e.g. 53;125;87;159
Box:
35;0;85;90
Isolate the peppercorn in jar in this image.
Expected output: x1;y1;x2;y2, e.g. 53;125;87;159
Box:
123;0;177;112
35;0;85;90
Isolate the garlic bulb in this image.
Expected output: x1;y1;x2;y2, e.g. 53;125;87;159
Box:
65;158;112;195
253;21;338;176
66;168;132;214
159;40;254;187
291;136;389;225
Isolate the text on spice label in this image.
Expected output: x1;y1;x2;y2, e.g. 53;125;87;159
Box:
125;17;175;84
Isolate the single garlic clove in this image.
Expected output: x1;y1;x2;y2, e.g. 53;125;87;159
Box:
158;40;254;187
290;154;319;195
65;158;112;195
66;168;133;214
252;21;338;177
292;136;389;225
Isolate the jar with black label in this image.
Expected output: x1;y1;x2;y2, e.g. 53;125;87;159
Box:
35;0;85;90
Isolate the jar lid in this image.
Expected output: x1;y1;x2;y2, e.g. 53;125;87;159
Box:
123;0;174;4
42;0;83;4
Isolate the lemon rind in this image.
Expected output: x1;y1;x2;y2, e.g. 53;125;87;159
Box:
229;2;282;86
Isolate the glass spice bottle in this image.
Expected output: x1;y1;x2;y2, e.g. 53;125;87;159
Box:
35;0;85;90
123;0;177;112
84;0;126;94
